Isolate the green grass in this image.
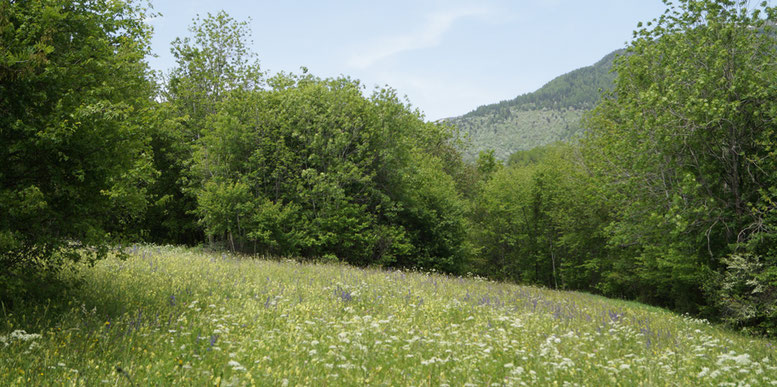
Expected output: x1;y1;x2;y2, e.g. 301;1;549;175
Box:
2;245;776;385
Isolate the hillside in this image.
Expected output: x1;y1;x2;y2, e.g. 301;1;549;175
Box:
449;50;622;160
2;245;775;385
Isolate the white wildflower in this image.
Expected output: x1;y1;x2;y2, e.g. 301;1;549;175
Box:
228;360;246;371
717;351;752;367
9;330;41;341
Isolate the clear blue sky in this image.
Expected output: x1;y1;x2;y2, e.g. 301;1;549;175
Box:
146;0;668;120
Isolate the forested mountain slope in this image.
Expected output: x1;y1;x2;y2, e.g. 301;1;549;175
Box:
448;50;621;160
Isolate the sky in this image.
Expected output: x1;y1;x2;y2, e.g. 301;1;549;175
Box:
146;0;669;121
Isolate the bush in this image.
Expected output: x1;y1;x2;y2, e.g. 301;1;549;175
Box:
709;254;777;336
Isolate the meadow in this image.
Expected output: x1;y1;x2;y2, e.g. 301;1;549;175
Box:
1;245;775;386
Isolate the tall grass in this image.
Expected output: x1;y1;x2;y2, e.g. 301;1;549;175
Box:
1;245;775;385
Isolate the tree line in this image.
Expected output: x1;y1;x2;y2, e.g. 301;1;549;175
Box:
462;49;620;118
0;3;472;304
2;0;776;336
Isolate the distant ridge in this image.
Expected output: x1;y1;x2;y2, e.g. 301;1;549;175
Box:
448;50;622;160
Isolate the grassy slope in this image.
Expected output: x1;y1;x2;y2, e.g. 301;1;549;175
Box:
1;245;775;385
448;50;620;161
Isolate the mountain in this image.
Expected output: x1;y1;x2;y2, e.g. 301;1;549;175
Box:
448;50;623;160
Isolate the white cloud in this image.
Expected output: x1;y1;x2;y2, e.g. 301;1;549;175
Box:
347;7;491;69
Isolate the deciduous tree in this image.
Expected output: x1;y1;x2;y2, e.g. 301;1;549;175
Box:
584;0;777;317
0;0;156;301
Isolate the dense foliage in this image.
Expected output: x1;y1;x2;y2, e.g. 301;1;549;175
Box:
470;144;610;292
467;0;777;335
195;73;470;272
136;12;471;272
3;0;777;337
143;11;264;245
584;0;777;334
0;0;156;302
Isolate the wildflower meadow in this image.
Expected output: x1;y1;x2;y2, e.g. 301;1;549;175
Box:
1;245;775;385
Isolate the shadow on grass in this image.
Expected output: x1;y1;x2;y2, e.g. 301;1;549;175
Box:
1;256;179;338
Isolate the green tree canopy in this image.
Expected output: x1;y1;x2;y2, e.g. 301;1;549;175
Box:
471;143;610;289
0;0;156;301
142;11;264;245
584;0;777;318
165;10;263;137
194;73;470;272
